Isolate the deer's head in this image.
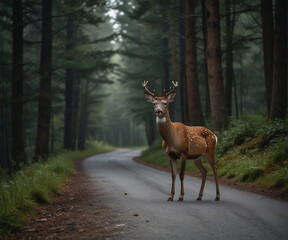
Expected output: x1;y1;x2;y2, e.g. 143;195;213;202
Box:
142;81;178;118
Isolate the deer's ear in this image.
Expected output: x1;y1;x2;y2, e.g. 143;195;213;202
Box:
144;93;154;103
167;92;176;102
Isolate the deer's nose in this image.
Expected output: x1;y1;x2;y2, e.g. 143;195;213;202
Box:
155;109;162;114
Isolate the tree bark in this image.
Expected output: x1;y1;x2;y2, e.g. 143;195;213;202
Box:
270;0;287;120
260;0;274;117
205;0;227;130
225;0;234;116
71;77;80;150
161;21;173;118
201;0;210;118
64;16;73;149
35;0;53;160
78;79;88;150
145;115;155;146
179;0;188;124
161;22;170;92
12;0;27;168
185;0;205;126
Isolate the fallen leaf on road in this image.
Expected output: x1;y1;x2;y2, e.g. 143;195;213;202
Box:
94;210;101;215
116;224;126;227
133;212;139;216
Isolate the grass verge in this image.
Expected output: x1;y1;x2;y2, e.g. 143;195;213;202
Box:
0;142;114;239
139;114;288;194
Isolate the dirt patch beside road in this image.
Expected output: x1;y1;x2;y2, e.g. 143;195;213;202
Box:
7;157;123;240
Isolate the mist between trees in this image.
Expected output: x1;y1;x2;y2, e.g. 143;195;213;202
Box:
0;0;286;172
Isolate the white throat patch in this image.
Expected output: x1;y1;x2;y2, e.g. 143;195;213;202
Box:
156;116;166;124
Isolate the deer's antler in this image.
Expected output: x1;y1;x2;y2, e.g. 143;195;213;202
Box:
142;81;156;97
164;81;178;98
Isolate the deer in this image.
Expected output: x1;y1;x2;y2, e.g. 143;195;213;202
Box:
142;81;220;201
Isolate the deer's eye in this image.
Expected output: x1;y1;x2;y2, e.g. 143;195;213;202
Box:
153;103;156;105
164;103;167;105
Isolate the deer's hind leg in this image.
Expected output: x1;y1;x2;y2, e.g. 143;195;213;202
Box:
204;153;220;201
193;157;207;200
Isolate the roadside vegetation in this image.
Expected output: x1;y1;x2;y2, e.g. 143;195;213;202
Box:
0;142;114;239
140;114;288;193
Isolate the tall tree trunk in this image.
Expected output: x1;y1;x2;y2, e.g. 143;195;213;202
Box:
50;113;54;153
170;19;178;88
239;51;244;114
205;0;227;131
64;17;73;149
169;17;178;121
185;0;205;126
35;0;53;160
0;66;11;170
71;77;80;150
233;74;239;119
145;115;155;146
179;0;188;124
260;0;274;117
201;0;210;118
161;21;172;118
270;0;287;120
12;0;26;168
78;79;88;150
225;0;233;116
161;22;170;92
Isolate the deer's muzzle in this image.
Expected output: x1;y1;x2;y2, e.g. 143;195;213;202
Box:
155;109;163;115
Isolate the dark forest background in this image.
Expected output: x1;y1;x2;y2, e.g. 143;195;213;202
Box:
0;0;287;172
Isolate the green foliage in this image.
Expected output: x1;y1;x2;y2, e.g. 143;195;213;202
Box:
241;167;264;182
0;143;114;239
140;139;170;167
215;115;263;156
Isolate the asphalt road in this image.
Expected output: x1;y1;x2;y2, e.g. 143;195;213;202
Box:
83;149;288;240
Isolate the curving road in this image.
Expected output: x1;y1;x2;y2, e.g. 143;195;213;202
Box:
83;149;288;240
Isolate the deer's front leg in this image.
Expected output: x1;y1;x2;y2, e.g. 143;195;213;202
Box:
168;158;177;201
179;155;187;201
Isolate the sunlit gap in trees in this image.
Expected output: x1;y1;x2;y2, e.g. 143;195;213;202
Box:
105;0;134;44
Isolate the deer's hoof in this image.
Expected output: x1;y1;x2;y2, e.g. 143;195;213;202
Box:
178;198;184;202
196;197;202;201
215;197;220;201
167;197;173;201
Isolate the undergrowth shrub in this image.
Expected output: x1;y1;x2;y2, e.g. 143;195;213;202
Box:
140;139;169;166
272;168;288;190
241;167;264;182
258;119;288;148
216;115;262;156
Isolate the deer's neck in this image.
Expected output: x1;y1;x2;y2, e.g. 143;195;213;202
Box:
156;113;175;144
